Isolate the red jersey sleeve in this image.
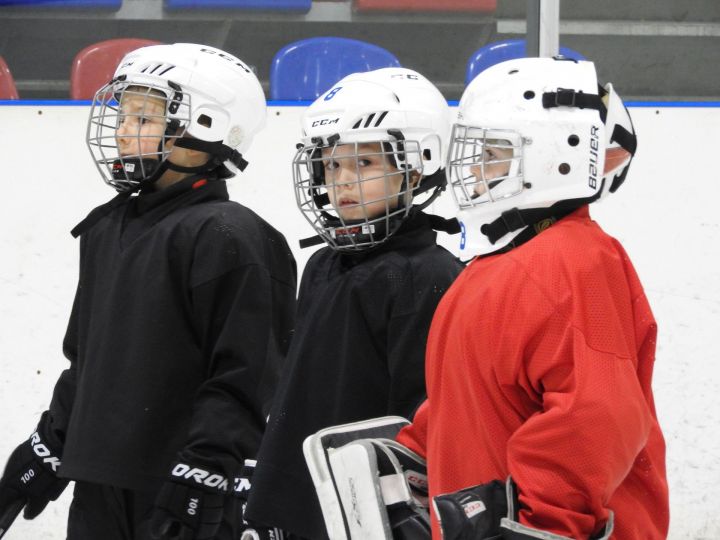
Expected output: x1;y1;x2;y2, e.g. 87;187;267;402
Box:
396;399;429;459
504;242;658;538
508;322;655;537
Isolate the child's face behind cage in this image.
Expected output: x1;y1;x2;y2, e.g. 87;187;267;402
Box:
321;142;410;222
116;89;168;160
469;141;514;198
114;86;210;188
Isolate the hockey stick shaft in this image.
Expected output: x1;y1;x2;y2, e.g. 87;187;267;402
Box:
0;500;24;539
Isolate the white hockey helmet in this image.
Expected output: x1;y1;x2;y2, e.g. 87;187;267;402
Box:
448;57;636;257
87;42;266;192
293;67;451;251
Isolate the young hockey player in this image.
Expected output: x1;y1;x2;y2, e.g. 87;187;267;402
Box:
394;57;669;539
0;43;296;540
242;68;464;539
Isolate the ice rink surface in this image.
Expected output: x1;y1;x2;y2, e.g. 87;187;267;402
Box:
0;104;718;538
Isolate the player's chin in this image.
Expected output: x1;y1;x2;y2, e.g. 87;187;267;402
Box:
118;148;140;158
337;208;370;222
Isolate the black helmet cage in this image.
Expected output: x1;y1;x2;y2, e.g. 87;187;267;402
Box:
87;80;191;192
292;133;428;251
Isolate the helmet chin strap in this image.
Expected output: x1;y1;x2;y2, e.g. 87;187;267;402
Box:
480;185;603;246
172;138;249;172
112;137;249;192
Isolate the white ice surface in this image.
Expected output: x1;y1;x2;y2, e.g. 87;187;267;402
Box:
0;105;718;538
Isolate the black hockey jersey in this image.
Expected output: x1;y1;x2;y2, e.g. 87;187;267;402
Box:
47;175;296;491
244;211;463;539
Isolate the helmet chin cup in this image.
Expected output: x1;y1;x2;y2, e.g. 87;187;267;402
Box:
111;158;161;185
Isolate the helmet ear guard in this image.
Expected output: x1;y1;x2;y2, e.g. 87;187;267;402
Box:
600;82;637;194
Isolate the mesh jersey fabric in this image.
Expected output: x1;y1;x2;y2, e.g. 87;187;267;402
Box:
398;206;668;539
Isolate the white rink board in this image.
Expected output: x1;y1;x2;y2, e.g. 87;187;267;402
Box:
0;104;719;539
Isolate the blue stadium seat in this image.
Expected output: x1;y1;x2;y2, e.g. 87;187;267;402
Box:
270;37;401;101
466;39;585;85
165;0;311;11
0;0;121;7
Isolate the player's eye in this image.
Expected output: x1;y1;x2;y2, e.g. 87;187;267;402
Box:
324;160;338;170
357;158;371;167
483;149;499;162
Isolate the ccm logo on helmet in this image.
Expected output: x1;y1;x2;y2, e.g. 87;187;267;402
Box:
312;118;339;127
171;463;229;491
30;431;61;473
588;125;600;189
199;48;251;74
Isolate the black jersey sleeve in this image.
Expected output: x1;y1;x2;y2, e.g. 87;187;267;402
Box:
177;218;296;477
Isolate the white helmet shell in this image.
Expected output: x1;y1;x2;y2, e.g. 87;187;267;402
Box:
301;67;450;175
448;57;636;257
87;43;266;191
113;43;266;154
292;67;452;251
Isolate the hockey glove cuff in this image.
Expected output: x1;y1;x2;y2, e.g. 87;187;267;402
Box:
0;411;68;521
233;459;286;540
150;461;230;540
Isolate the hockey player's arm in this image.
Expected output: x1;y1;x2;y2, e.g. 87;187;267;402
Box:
395;399;429;459
151;264;285;540
180;263;281;473
431;328;651;540
504;322;654;538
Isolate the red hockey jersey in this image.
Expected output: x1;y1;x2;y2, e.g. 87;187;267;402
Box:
398;207;668;539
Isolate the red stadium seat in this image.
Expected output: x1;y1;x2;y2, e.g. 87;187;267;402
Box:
0;55;19;100
70;38;162;100
353;0;495;12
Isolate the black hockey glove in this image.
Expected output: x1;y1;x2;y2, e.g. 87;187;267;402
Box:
150;462;230;540
233;460;286;540
0;412;69;524
433;478;613;540
432;479;508;540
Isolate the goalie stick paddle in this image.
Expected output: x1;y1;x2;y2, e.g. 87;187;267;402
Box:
0;500;24;539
